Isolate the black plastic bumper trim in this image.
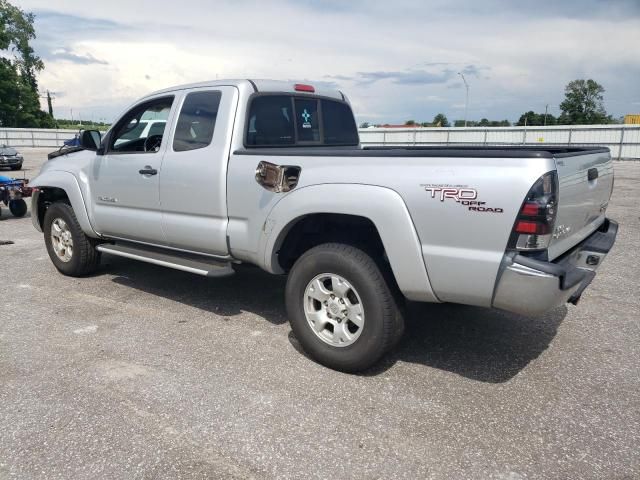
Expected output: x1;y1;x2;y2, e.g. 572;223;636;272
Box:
513;218;618;291
568;270;597;305
582;218;618;253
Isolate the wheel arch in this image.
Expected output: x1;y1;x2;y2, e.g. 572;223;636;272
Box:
261;184;439;303
275;212;385;270
29;171;97;237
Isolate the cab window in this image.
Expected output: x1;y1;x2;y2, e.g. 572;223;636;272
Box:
173;91;222;152
110;96;173;153
246;95;358;147
246;95;294;146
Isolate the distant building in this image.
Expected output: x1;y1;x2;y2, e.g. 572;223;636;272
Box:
624;114;640;125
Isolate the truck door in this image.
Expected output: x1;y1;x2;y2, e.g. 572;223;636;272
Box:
159;86;238;255
89;95;177;244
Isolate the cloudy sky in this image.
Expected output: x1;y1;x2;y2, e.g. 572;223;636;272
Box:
14;0;640;124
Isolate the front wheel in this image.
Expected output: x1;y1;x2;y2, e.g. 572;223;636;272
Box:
10;164;22;171
43;202;101;276
285;243;404;372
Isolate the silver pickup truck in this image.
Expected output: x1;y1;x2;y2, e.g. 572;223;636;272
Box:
30;79;618;372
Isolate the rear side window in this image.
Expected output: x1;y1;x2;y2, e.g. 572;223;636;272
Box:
173;91;221;152
246;95;358;147
246;96;294;146
322;100;359;145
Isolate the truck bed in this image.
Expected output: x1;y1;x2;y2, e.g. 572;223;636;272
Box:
234;146;610;158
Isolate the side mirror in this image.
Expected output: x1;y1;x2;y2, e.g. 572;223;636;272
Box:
80;130;102;151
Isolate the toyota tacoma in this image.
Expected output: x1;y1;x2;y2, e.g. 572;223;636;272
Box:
29;79;618;371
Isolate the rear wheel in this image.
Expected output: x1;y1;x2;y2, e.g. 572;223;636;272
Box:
9;199;27;217
43;202;101;276
286;243;403;372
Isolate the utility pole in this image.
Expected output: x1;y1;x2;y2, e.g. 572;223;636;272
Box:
458;72;469;127
39;90;56;117
46;91;54;116
544;104;549;126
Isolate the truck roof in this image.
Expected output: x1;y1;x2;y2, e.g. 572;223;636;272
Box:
144;79;345;101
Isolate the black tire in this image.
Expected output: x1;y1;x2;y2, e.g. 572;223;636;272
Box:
10;164;22;171
9;199;27;217
43;202;101;276
285;243;404;373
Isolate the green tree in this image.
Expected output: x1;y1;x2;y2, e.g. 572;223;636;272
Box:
432;113;449;127
454;119;510;127
359;122;370;128
517;111;535;126
404;120;416;126
0;0;51;127
559;79;610;125
516;111;557;126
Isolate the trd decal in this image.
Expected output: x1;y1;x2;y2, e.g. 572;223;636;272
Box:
423;186;477;202
421;184;503;213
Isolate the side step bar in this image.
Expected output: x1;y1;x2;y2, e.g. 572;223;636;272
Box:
96;242;235;278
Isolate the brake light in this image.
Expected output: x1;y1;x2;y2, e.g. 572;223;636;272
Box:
294;83;315;93
520;202;541;217
509;171;558;251
515;220;551;235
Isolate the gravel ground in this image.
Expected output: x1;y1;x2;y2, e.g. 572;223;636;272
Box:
0;150;638;479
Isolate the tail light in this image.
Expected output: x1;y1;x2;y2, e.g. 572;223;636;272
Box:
509;171;558;251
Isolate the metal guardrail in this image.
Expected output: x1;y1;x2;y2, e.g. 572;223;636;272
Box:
2;125;639;159
0;128;78;148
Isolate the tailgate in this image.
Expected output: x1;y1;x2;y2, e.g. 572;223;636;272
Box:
547;149;614;260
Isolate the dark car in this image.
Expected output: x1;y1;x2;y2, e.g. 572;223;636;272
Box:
0;145;24;171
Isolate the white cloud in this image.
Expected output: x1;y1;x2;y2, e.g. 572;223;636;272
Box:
17;0;640;123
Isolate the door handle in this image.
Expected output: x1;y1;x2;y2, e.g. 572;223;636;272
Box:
139;166;158;176
587;168;598;181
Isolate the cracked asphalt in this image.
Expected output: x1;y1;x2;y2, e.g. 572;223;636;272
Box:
1;150;638;479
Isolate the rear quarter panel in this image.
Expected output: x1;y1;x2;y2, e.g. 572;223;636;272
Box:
227;153;555;307
398;156;555;306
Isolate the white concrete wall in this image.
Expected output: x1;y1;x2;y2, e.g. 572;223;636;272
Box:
0;128;78;148
358;125;640;159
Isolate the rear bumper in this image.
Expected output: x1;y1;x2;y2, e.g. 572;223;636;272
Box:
492;218;618;316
